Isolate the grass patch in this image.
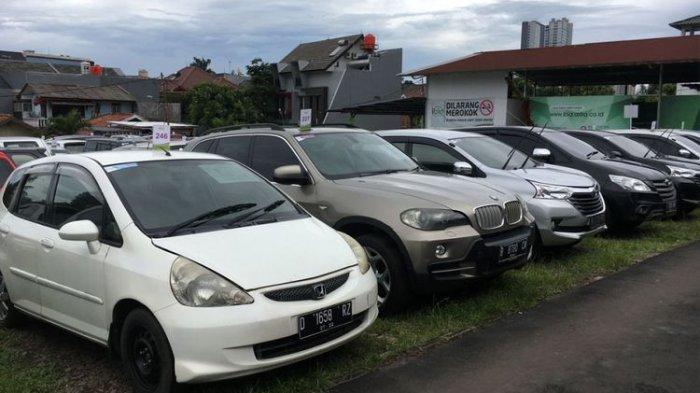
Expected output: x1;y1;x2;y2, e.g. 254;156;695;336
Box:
0;214;699;393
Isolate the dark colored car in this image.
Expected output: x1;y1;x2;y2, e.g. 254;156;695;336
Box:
83;138;132;152
459;127;677;229
565;130;700;215
612;131;700;163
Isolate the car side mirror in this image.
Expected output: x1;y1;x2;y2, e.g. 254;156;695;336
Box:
679;149;692;158
59;220;100;254
453;161;473;176
609;150;623;158
273;165;311;185
532;148;551;160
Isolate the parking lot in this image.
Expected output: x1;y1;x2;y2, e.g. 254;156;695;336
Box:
1;213;698;393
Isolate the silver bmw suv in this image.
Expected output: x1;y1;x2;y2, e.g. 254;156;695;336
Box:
186;126;535;311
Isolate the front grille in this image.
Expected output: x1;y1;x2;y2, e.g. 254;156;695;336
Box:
504;200;522;225
651;179;676;202
264;273;349;302
474;205;504;230
253;311;366;360
568;190;605;216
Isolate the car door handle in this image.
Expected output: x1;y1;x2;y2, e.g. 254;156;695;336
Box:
40;238;54;249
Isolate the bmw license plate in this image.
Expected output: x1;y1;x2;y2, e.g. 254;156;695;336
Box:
298;302;352;339
588;213;606;228
498;237;529;263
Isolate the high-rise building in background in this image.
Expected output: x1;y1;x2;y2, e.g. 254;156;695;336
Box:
521;18;573;49
521;21;545;49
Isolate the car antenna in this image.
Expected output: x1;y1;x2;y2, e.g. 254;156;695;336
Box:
154;145;171;157
518;122;548;169
501;123;538;170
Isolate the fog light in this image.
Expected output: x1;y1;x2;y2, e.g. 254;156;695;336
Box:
435;244;447;258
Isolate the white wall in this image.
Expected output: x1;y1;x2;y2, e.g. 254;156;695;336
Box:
426;71;509;128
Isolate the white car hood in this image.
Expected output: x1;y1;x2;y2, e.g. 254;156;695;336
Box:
511;165;595;187
152;217;356;290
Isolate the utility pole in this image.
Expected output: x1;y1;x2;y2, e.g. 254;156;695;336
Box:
656;64;663;128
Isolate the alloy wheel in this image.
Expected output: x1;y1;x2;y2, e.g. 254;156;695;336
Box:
364;246;391;306
130;328;162;390
0;271;9;321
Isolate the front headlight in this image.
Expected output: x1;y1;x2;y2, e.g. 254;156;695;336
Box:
337;232;370;274
667;165;697;178
400;208;470;230
530;181;573;200
170;257;253;307
609;175;652;192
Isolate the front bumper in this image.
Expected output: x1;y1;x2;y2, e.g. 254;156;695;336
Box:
673;177;700;210
155;267;378;384
526;197;607;247
603;187;676;226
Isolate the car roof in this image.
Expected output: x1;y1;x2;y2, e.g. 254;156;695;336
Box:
25;151;225;167
198;125;369;140
376;128;482;141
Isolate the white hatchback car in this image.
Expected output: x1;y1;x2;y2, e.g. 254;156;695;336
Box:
0;151;378;392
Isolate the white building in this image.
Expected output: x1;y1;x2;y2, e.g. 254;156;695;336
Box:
544;18;573;47
521;18;573;49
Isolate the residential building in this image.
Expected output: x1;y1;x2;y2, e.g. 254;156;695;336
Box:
164;66;238;92
544;18;573;47
521;21;545;49
15;83;137;128
275;34;403;130
670;14;700;36
521;18;573;48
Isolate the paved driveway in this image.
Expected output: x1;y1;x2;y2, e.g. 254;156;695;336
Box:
333;242;700;393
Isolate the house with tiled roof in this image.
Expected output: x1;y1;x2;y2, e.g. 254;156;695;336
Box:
164;66;238;92
275;33;403;130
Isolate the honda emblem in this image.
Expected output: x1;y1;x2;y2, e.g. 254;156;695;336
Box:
312;283;326;300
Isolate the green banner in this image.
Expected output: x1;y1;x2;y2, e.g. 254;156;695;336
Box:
530;96;632;130
660;96;700;130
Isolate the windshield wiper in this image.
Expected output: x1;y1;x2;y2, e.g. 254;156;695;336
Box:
163;203;257;237
226;200;286;228
357;168;411;177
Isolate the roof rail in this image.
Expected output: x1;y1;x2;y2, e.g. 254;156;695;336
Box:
201;123;285;136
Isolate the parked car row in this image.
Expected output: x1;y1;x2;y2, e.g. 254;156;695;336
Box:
0;125;697;393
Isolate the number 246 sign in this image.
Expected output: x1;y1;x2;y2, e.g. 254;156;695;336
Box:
153;124;171;148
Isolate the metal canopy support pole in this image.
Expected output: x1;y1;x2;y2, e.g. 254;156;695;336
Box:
523;71;528;98
656;64;664;128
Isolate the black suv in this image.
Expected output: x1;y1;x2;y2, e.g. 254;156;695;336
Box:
565;130;700;215
614;132;700;164
459;127;677;229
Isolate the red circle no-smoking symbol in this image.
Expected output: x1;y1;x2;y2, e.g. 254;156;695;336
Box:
480;99;494;116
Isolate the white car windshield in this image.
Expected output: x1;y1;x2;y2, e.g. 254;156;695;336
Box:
453;136;537;170
107;159;304;237
297;132;418;179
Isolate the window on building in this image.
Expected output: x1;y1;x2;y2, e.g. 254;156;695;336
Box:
111;103;121;113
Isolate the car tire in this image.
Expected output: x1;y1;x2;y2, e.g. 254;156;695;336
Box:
0;269;24;328
356;233;412;313
120;308;181;393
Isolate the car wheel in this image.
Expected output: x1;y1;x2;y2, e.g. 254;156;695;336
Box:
356;234;412;313
0;269;24;328
120;308;181;393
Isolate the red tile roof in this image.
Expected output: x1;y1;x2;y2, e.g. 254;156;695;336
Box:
164;66;238;92
406;35;700;76
88;113;141;128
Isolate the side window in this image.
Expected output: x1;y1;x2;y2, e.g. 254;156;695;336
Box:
51;165;122;245
250;136;302;180
8;153;37;166
411;143;459;173
573;134;607;153
192;139;214;153
51;165;104;228
656;139;687;157
15;173;53;224
215;136;252;164
2;168;25;209
391;142;409;154
498;134;536;155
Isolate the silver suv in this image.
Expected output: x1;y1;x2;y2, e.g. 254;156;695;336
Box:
186;126;535;311
378;129;607;250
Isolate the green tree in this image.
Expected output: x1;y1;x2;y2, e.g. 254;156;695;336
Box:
243;58;280;122
184;83;258;131
190;57;213;73
47;109;89;136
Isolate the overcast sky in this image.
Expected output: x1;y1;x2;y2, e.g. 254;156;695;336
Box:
0;0;695;76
